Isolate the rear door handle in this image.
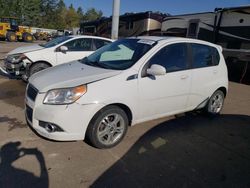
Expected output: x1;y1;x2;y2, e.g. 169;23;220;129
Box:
213;70;218;74
181;75;188;79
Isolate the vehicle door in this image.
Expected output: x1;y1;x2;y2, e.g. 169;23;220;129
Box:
188;43;221;109
56;38;94;65
138;42;192;120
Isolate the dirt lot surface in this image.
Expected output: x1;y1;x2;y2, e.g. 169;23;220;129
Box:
0;42;250;188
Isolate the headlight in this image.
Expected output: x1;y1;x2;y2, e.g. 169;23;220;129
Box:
43;85;87;105
7;54;26;64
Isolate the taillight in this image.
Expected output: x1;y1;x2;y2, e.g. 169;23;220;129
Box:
0;26;3;30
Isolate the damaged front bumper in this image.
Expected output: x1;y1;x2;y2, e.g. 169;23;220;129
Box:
1;59;31;80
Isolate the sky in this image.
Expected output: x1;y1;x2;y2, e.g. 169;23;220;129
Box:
65;0;250;16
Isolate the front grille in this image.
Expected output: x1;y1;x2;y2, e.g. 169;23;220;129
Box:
26;105;33;123
27;84;38;101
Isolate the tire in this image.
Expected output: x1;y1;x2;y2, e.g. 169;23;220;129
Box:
23;32;33;42
206;90;225;115
6;32;17;42
29;63;50;77
86;106;129;149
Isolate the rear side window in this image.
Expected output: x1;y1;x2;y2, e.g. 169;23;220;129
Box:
212;47;220;65
191;43;220;68
93;39;111;50
148;43;189;72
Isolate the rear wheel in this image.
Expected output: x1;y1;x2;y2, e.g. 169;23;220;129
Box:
206;90;225;115
29;62;50;77
23;32;33;42
6;32;17;42
86;106;128;149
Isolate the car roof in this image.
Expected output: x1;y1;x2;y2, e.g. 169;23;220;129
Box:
129;36;222;51
69;35;114;41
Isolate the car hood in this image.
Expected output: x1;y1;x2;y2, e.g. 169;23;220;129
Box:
7;44;44;55
29;61;122;92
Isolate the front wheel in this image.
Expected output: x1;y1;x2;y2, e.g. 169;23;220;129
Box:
206;90;225;115
29;63;50;77
23;32;33;42
86;106;128;149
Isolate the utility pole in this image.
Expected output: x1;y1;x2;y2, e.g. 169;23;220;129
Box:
111;0;120;39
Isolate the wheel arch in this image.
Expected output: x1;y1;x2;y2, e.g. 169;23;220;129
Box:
109;103;133;126
29;60;53;69
28;61;53;76
216;86;227;97
90;103;133;126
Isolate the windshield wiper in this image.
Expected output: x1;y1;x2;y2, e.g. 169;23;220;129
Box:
82;59;106;69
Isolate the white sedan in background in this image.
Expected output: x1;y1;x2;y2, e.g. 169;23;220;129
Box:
3;35;113;80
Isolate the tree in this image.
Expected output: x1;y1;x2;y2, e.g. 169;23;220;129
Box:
0;0;104;29
65;4;79;28
40;0;58;28
22;0;41;26
77;7;84;22
54;0;67;29
84;8;103;21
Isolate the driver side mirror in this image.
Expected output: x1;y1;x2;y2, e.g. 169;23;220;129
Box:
59;45;68;53
147;64;166;76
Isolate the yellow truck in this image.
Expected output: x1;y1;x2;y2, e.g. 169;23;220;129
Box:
0;17;33;42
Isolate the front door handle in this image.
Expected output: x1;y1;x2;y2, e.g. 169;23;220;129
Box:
181;75;188;79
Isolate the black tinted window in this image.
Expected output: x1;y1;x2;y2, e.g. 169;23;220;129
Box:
93;39;111;50
148;43;188;72
212;47;220;65
191;43;220;68
64;38;92;51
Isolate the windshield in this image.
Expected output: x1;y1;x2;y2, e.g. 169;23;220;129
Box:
40;36;72;48
81;38;156;70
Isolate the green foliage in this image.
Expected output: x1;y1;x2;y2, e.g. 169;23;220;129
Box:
84;8;103;21
0;0;103;29
65;3;79;28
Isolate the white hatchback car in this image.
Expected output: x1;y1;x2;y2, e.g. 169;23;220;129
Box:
3;35;113;80
25;36;228;148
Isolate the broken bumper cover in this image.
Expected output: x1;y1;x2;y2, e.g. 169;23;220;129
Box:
1;59;27;78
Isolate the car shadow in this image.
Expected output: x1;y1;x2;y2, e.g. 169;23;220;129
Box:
91;113;250;188
0;141;49;188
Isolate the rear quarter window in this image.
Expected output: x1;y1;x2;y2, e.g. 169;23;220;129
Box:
191;43;220;68
212;47;220;66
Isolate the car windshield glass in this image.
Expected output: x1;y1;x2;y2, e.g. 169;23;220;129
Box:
81;38;156;70
40;36;72;48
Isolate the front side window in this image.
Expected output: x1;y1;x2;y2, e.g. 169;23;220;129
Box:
191;43;214;68
148;43;189;72
81;38;156;70
40;36;72;48
63;38;92;51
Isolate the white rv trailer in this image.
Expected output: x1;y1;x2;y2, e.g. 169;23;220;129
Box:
161;6;250;84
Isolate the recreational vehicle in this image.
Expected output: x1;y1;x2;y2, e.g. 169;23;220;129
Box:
80;11;167;38
161;6;250;84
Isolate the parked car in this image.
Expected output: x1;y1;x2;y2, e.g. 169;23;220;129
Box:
3;35;113;80
25;36;228;149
